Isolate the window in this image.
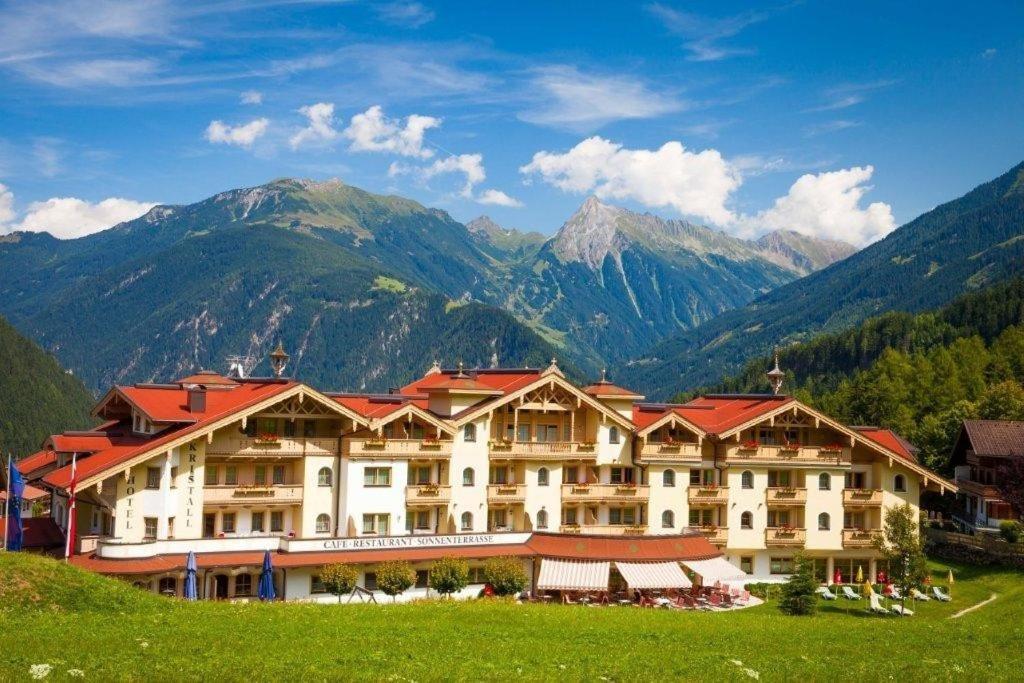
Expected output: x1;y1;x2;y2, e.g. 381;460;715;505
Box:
170;466;178;488
610;467;634;485
517;424;530;442
740;511;753;529
413;510;430;530
894;474;907;492
461;512;473;531
818;473;830;490
222;513;236;534
463;423;477;442
146;467;161;489
318;467;332;487
844;511;865;529
689;508;713;526
468;567;486;584
362;513;390;535
663;469;676;487
845;471;865;489
537;467;549;487
488;509;508;530
234;574;253;597
818;513;830;531
364;572;378;591
270;511;284;533
770;557;795;574
563;507;578;525
740;556;754;575
251;511;265;533
690;469;715;485
167;517;175;539
609;507;636;525
254;465;266;486
662;510;675;528
244;419;257;437
283;419;297;437
316;514;331;534
272;465;285;485
310;574;328;594
758;428;777;445
203;513;216;538
609;426;620;444
537;509;549;529
741;470;753;489
158;577;177;596
303;420;316;437
767;470;791;487
490;465;508;485
408;466;431;485
415;570;429;589
563;466;579;484
144;517;158;540
225;465;237;486
364;467;392;487
767;510;790;527
205;466;218;486
462;467;475;486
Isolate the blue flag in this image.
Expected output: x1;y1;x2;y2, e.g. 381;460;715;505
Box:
6;462;25;551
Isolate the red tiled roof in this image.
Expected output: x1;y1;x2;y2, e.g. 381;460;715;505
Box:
332;395;410;419
48;432;144;453
0;483;48;502
581;381;644;399
0;516;65;549
17;450;58;477
633;395;792;435
855;427;918;463
176;371;240;387
118;381;289;423
401;369;540;397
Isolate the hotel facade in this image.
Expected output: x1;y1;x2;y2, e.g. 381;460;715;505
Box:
16;352;953;601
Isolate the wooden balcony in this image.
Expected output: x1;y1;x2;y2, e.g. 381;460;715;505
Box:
687;526;728;546
726;444;851;467
405;484;452;506
765;527;806;547
558;524;648;536
487;440;597;461
203;484;303;506
955;478;1001;499
636;441;702;463
207;436;338;458
343;438;453;459
842;488;883;507
561;483;650;503
765;487;807;506
687;485;729;506
487;484;527;504
842;529;882;548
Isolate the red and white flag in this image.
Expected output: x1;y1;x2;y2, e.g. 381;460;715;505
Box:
64;453;77;560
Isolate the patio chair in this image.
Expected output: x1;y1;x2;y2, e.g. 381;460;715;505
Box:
708;593;723;608
817;587;837;600
891;604;914;616
933;587;952;602
738;590;751;605
868;593;890;615
889;587;903;601
910;588;931;601
842;586;862;600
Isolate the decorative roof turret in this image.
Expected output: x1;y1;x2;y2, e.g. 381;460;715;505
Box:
767;349;785;395
269;341;290;379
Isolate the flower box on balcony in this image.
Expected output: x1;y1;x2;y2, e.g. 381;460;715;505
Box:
365;437;387;448
255;433;279;444
497;485;519;495
489;439;513;450
821;443;844;453
615;486;638;495
571;484;591;494
739;440;760;451
420;437;442;449
780;442;800;452
417;484;440;495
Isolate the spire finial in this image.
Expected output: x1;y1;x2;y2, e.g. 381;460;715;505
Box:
426;359;441;375
600;367;608;383
269;341;290;379
766;347;785;395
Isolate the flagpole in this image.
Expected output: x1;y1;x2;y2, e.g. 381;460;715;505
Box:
64;453;77;561
2;454;11;552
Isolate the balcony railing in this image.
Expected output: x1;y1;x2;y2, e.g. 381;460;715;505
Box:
207;436;339;458
405;484;452;506
765;527;806;547
765;487;807;506
842;488;883;507
558;524;648;536
637;441;702;463
487;484;527;504
203;484;303;505
726;444;851;466
687;485;729;505
686;526;728;546
842;528;882;548
487;440;598;460
343;438;453;459
561;483;650;503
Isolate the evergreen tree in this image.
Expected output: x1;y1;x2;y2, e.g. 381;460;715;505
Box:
875;504;928;612
779;552;818;616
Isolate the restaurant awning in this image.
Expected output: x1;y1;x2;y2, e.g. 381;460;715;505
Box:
615;561;692;589
537;558;610;590
681;557;746;584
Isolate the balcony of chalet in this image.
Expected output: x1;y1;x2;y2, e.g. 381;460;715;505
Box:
558;524;648;536
842;488;883;507
687;485;729;506
636;422;704;463
486;385;607;462
765;487;808;506
725;413;854;468
765;527;806;547
207;435;340;458
561;482;650;504
725;443;851;466
405;484;452;507
686;525;729;546
487;484;527;504
207;407;347;458
842;528;882;549
203;484;304;506
343;437;453;459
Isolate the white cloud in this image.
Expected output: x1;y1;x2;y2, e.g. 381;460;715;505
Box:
520;66;683;129
982;48;997;59
520;136;741;225
289;102;339;149
12;196;157;239
743;166;894;246
205;118;269;148
477;189;523;207
374;2;435;28
391;151;520;207
14;57;159;87
240;90;262;105
645;3;769;62
343;105;440;159
804;80;897;113
0;184;15;226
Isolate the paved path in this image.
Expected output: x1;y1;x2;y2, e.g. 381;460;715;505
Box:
950;593;997;618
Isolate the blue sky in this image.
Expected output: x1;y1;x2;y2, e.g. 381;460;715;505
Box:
0;1;1022;245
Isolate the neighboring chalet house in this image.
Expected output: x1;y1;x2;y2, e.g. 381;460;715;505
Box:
952;420;1024;530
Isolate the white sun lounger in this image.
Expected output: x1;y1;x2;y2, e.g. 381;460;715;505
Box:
891;603;914;616
933;587;952;602
868;593;889;615
889;588;903;600
817;587;837;600
842;586;862;600
911;588;931;601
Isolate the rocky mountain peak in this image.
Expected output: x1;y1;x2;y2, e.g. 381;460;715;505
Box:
551;196;630;269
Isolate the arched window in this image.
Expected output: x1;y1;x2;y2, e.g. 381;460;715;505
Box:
741;470;753;489
463;423;477;442
318;467;332;487
740;511;753;529
894;474;906;492
609;426;620;444
818;513;830;530
461;512;473;531
662;510;675;528
537;509;548;529
663;469;676;487
538;467;549;486
316;513;331;533
462;467;475;486
158;577;177;596
818;472;830;490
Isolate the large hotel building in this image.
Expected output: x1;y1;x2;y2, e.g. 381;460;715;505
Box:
14;350;953;601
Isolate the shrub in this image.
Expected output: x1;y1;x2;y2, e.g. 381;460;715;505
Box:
319;563;358;602
999;521;1021;544
376;560;415;601
779;552;817;616
482;556;528;596
429;556;469;597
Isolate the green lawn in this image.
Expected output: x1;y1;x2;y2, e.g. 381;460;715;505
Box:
1;553;1022;681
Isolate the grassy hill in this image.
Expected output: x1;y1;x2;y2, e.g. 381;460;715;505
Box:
2;552;1022;681
0;315;94;458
